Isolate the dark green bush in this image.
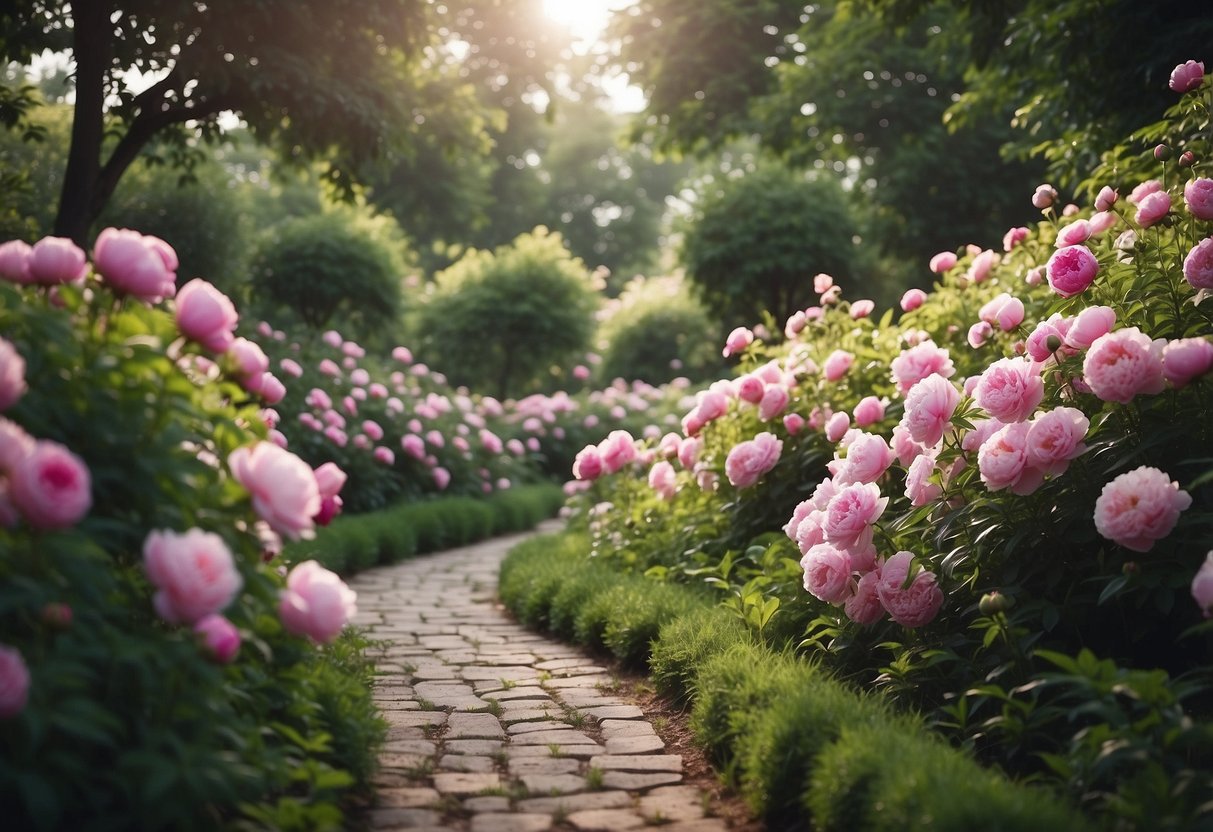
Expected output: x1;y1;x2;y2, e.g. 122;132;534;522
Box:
650;607;748;706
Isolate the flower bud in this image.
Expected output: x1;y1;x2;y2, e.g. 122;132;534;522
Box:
1154;144;1174;162
1045;334;1063;354
1122;561;1139;575
979;591;1013;615
1179;151;1196;168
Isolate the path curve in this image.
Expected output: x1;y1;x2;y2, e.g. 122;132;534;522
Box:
349;521;737;832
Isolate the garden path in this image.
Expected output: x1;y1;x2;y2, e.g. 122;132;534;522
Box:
349;521;735;832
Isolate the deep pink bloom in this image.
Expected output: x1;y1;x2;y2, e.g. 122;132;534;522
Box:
92;228;176;300
722;327;754;358
823;482;887;551
144;528;243;624
0;240;33;285
1026;407;1089;477
1083;327;1166;404
929;252;957;273
1163;338;1213;387
783;413;805;435
9;440;91;529
891;341;955;394
725;432;783;489
1184;238;1213;289
598;430;638;473
0;644;30;718
973;358;1043;423
845;571;885;624
0;337;26;412
1169;60;1205;93
175;279;238;352
1094;466;1191;552
800;543;853;604
1185;179;1213;220
1046;245;1099;297
853;396;886;427
29;236;87;286
1193;552;1213;618
823;350;854;382
900;288;927;312
279;560;357;643
194;614;241;663
736;374;765;404
1064;306;1116;350
876;551;943;628
228;443;320;539
1135;190;1171;228
1025;314;1073;362
902;374;961;447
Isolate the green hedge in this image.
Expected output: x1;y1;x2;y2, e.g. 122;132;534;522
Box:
283;483;564;574
500;529;1091;831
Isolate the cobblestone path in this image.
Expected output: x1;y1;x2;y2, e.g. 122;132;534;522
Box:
349;522;737;832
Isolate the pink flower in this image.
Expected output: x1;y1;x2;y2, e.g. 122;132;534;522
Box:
1046;245;1099;297
0;337;26;412
1183;238;1213;289
725;432;782;489
392;345;413;364
1128;180;1162;205
9;440;91;529
362;420;384;442
1083;327;1166;404
967;321;993;349
648;460;677;500
877;552;943;628
758;385;790;421
823;350;854;382
845;571;884;624
313;462;347;525
143;528;243;624
280;358;303;378
175;279;238;352
373;446;395;465
814;273;835;293
904;454;943;506
973;357;1043;423
227;338;269;380
977;293;1025;333
1065;306;1116;350
1055;219;1091;247
29;236;88;286
853;396;886;427
1032;184;1058;210
723;326;754;358
1025;314;1072;362
573;445;604;480
902;374;961;447
1024;266;1044;287
695;390;729;424
1088;211;1118;236
736;374;764;404
977;422;1042;494
1135;190;1171;228
890;424;926;466
800;543;853;604
251;373;285;404
1093;466;1191;552
318;358;341;377
900;288;927;312
228;443;320;539
598;430;638;473
0;644;30;718
92;229;178;300
1026;407;1089;477
890;341;955;394
823;482;887;550
1169;60;1205;93
929;251;958;273
783;413;805;435
677;436;702;469
1185;179;1213;220
1003;226;1029;251
825;411;851;443
1096;186;1119;212
784;310;808;338
0;240;33;284
1193;552;1213;618
1163;338;1213;387
851;299;875;319
279;560;357;643
194;614;241;663
432;467;451;490
967;249;998;283
830;431;894;485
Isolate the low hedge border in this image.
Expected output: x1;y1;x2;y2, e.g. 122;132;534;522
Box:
500;529;1092;832
283;483;565;575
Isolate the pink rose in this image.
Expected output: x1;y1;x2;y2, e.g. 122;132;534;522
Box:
1128;180;1162;205
1093;466;1191;552
228;443;320;539
800;543;853;604
1046;245;1099;297
900;288;927;312
143;528;243;624
279;560;357;643
598;430;638;473
1183;238;1213;290
890;341;955;394
648;460;677;501
1031;184;1058;210
0;240;33;285
853;396;886;427
823;350;854;382
825;411;851;443
904;454;943;506
92;228;177;300
877;552;943;628
1003;226;1029;251
814;273;835;293
1185;179;1213;220
1193;552;1213;618
845;571;885;625
929;251;958;273
432;467;451;490
1135;190;1171;228
977;422;1042;494
573;445;604;480
9;440;91;529
974;358;1043;423
850;299;875;319
175;279;238;352
902;374;961;447
1169;59;1205;93
0;337;26;411
830;431;894;485
194;614;241;663
736;374;765;404
967;321;993;349
29;236;87;286
1083;327;1166;404
1026;407;1089;476
722;326;754;358
758;385;790;421
967;249;998;283
0;644;30;718
725;432;782;489
783;413;805;435
1064;305;1116;350
1095;186;1119;212
1163;338;1213;387
823;482;887;551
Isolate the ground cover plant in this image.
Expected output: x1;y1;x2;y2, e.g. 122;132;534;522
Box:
561;63;1213;829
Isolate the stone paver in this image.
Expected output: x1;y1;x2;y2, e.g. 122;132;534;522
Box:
351;522;751;831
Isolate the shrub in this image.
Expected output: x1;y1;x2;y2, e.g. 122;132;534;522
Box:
649;607;748;706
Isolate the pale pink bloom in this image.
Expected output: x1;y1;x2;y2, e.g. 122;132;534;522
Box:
0;239;33;285
929;251;958;273
92;229;178;299
425;429;445;448
228;443;320;539
736;374;765;404
758;385;789;421
1031;184;1058;210
967;321;993;349
890;341;955;394
877;552;943;628
306;388;332;410
0;644;30;718
967;249;998;283
279;560;357;643
977;423;1039;493
323;426;347;447
1046;245;1099;297
696;467;719;492
1088;211;1118;235
1083;328;1166;404
1135;190;1171;228
432;467;451;490
373;446;395;465
845;571;884;624
973;357;1043;423
9;441;91;529
829;431;894;485
175;279;238;352
1128;180;1163;205
695;389;729;423
785;499;817;540
648;460;677;501
342;341;365;359
1026;314;1073;362
1003;226;1029;251
143;528;242;624
573;445;604;480
783;413;805;435
1192;552;1213;617
808;406;831;431
900;288;927;312
30;236;88;286
821;286;842;305
0;418;35;472
1095;186;1119;212
823;482;887;550
349;368;370;387
1183;238;1213;289
1169;60;1205;93
800;543;853;604
598;430;638;473
825;411;850;443
794;511;827;554
810;476;840;511
814;273;835;293
317;359;341;377
369;383;388;399
657;432;681;459
853;396;886;427
961;417;1005;453
227;338;269;380
905;454;942;506
725;432;782;489
1064;306;1116;350
992;297;1025;332
722;326;754;358
0;337;26;411
805;305;824;321
785;310;808;338
1024;266;1044;287
1184;179;1213;220
677;436;702;469
1094;466;1191;552
1163;338;1213;387
506;438;525;456
391;345;413;364
902;374;961;447
1026;407;1089;477
194;614;241;663
480;429;503;454
890;424;926;467
823;350;854;382
1055;220;1090;247
850;299;875;319
277;358;302;378
251;373;285;404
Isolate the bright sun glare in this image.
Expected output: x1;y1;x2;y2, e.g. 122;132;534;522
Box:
541;0;623;45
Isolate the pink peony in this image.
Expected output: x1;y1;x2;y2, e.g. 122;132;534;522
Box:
1093;466;1191;552
373;446;395;465
783;413;805;435
1185;178;1213;220
1183;238;1213;289
0;644;30;718
648;460;677;501
279;560;357;643
891;424;927;467
981;294;1025;333
967;249;998;283
904;454;943;506
228;443;320;539
9;440;91;529
227;337;270;380
1046;245;1099;297
1135;190;1171;228
814;273;835;293
1032;184;1058;210
92;229;177;300
175;279;238;352
0;337;26;411
758;385;790;421
794;510;827;554
853;396;886;428
900;288;927;312
830;431;894;485
194;614;241;663
143;528;243;624
929;251;958;273
1055;220;1091;247
1083;327;1166;404
29;236;87;286
1096;186;1119;212
1128;180;1162;205
967;321;993;349
977;422;1043;494
902;374;961;447
1064;306;1116;350
1193;552;1213;618
1026;407;1089;477
573;446;604;480
598;430;638;473
695;389;729;424
0;418;33;473
1088;211;1119;236
823;350;854;382
823;482;887;551
851;299;875;319
891;341;955;395
1163;338;1213;387
800;543;853;604
1024;266;1044;287
722;326;754;358
432;467;451;490
845;571;885;625
725;432;783;489
1026;314;1073;362
0;240;33;284
677;436;702;469
391;345;413;364
973;357;1043;423
1003;226;1029;251
736;374;765;404
825;411;851;443
1169;60;1205;93
877;552;943;628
